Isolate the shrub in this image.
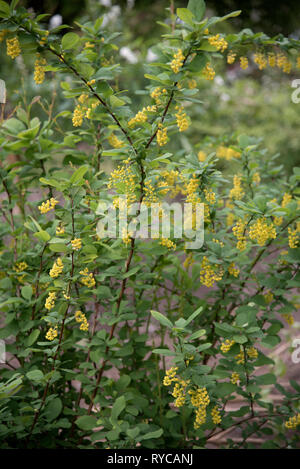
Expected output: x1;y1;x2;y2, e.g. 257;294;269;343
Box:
0;0;299;449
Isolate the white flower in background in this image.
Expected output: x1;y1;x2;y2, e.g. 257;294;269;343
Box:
49;14;62;30
146;49;158;62
100;0;111;6
120;46;138;64
102;5;121;27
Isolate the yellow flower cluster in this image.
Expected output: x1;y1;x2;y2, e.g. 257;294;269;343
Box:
175;106;189;132
240;56;248;70
220;339;235;353
170;49;185;73
188;79;197;89
128;106;156;127
71;238;82;251
229;175;244;200
249;218;276;246
14;261;28;272
108;133;124;148
216;146;241;160
151;87;167;104
288;227;299;249
253;52;267;70
200;256;224;288
6;37;21;59
211;405;222;425
276;53;292;73
227;51;236;64
172;380;189;407
38;197;59;214
79;268;96;288
189;387;210;429
163;367;178;386
232;219;247;251
108;158;137;206
157;124;168;146
204;188;216;205
247;346;258;359
160;237;176;250
208;34;228;52
56;225;65;235
281;192;292;208
122;228;132;245
34;55;47;84
282;314;294;326
228;262;240;277
235;346;258;363
45;291;56;311
230;372;240;385
285;413;300;429
75;310;89;331
72;104;85;127
212;238;224;247
202;62;215;80
49;258;64;278
198;150;206;162
144;180;159;205
46;326;58;341
158;170;181;198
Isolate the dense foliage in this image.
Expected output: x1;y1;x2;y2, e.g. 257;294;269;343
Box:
0;0;299;449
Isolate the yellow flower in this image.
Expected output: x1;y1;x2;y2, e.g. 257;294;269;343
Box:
198;150;206;162
38;197;59;214
157;124;168;146
281;193;292;208
160;237;176;250
175;106;189;132
229;175;244;200
253;52;267;70
208;34;228;52
71;238;82;251
211;405;222;425
46;326;58;341
288;227;299;249
6;37;21;59
56;225;65;235
264;291;274;304
108;133;124;148
230;372;240;385
202;62;215;80
247;346;258;360
228;262;239;277
79;268;96;288
14;261;28;272
75;310;89;331
285;413;300;429
240;56;248;70
45;291;56;311
220;339;235;354
200;256;224;288
49;257;64;278
163;367;178;386
34;55;47;84
282;314;294;326
204;188;216;205
170;49;185;73
72;104;85;127
249;218;276;246
227;51;236;64
232;219;247;251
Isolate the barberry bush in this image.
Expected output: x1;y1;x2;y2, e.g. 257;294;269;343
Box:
0;0;300;449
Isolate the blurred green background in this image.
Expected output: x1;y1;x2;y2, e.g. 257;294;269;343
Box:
1;0;300;173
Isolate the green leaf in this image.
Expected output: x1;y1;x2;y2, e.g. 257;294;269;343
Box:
25;329;40;347
187;0;206;21
176;8;195;26
111;396;126;422
49;243;69;253
26;370;44;382
21;285;33;301
185;307;203;326
151;310;173;329
140;428;163;441
75;415;97;431
0;1;10;17
62;32;80;50
44;398;62;421
188;329;206;341
70;165;89;184
126;427;140;439
152;348;175;356
34;230;51;242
